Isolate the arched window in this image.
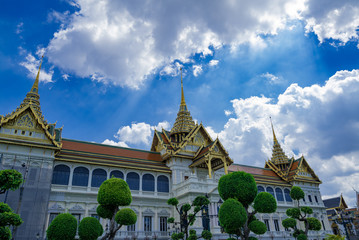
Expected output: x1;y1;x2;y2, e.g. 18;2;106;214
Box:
257;186;265;193
52;165;70;185
142;174;155;192
91;169;107;187
126;172;139;190
275;188;284;201
266;187;275;198
284;189;292;202
72;167;89;187
110;170;124;179
157;175;169;192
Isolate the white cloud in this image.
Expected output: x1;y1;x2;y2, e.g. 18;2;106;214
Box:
112;121;170;146
216;69;359;206
102;139;128;148
193;65;203;77
20;53;53;83
261;72;282;84
62;74;70;81
224;110;233;116
16;22;23;34
209;60;219;66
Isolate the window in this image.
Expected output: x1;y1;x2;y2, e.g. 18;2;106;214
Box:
127;172;140;190
144;216;152;232
91;169;107;187
284;189;292;202
257;186;265;193
315;196;318;203
308;195;312;202
274;219;280;231
48;213;58;227
264;219;270;231
72;167;89;187
266;187;275;198
110;170;124;179
127;224;136;232
321;220;326;230
303;195;306;202
142;174;155;192
275;188;284;201
71;213;81;226
160;217;167;232
52;165;70;185
157;175;169;192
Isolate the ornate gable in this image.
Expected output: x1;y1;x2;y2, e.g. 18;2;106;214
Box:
0;57;62;149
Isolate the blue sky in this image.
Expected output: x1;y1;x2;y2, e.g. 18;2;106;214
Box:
1;0;359;207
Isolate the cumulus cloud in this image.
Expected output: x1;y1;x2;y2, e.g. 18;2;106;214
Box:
193;65;203;77
20;53;53;83
209;60;219;66
215;69;359;206
110;121;170;147
261;72;282;84
102;139;128;148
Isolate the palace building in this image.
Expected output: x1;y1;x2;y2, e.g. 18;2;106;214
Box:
0;63;332;239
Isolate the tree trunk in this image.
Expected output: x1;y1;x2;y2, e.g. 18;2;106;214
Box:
101;208;119;240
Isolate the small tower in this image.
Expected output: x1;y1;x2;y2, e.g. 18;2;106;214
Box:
170;68;195;143
269;117;289;170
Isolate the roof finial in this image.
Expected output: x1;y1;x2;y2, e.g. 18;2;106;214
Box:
270;116;278;144
31;55;44;94
180;67;186;106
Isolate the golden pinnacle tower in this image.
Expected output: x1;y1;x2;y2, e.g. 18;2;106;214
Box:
170;68;195;141
269;117;289;169
19;56;44;118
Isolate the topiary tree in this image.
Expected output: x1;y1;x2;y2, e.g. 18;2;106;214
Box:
187;229;212;240
218;171;277;240
0;169;23;194
0;169;23;240
78;217;104;240
96;178;137;240
282;186;321;240
167;195;210;240
46;213;77;240
0;202;23;240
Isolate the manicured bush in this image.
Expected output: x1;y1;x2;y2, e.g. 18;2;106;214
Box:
115;208;137;225
0;226;11;240
96;204;114;219
218;171;257;206
248;220;266;235
78;217;103;240
253;192;277;213
167;198;179;206
46;213;77;240
286;208;300;218
219;198;247;234
282;218;296;229
97;178;131;207
201;230;212;239
290;186;304;200
297;234;307;240
308;217;321;231
0;170;23;193
301;206;313;214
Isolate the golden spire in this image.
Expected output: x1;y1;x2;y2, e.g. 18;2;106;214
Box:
30;55;43;94
20;56;44;117
170;68;195;136
270;116;278;144
269;117;289;167
180;68;186;106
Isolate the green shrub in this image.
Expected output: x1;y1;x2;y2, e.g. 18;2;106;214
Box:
0;212;22;227
282;218;296;229
182;204;191;212
115;208;137;226
253;192;277;213
192;196;210;207
297;234;307;240
248;220;266;235
201;230;212;240
167;217;175;223
97;178;132;207
0;226;11;240
0;203;12;214
167;198;179;206
96;205;114;219
78;217;103;240
218;171;257;206
218;198;247;234
290;186;304;200
308;217;321;231
301;206;313;214
46;213;77;240
0;170;22;192
286;208;300;218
